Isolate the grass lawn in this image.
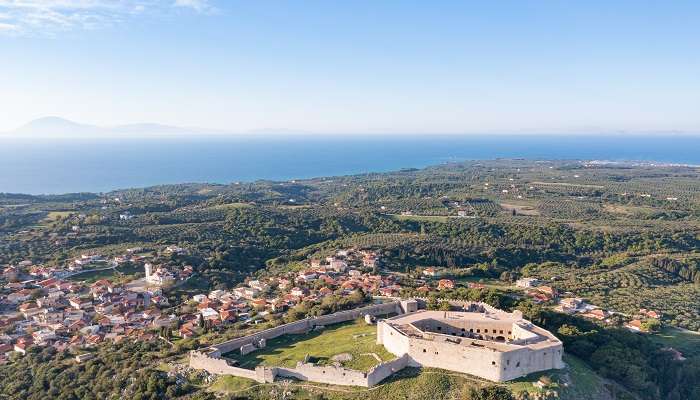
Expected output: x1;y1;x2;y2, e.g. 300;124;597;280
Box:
67;263;142;283
649;327;700;357
209;375;258;393
224;319;395;372
44;211;75;221
38;210;75;228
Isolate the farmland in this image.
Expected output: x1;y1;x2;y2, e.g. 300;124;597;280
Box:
1;159;699;400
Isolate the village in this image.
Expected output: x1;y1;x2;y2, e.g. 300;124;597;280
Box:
0;245;667;365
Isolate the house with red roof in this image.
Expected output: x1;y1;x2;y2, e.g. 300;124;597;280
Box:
437;279;455;291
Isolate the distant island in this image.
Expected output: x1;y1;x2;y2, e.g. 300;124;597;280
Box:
2;116;228;138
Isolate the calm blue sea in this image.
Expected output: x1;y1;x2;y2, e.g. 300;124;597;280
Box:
1;134;699;195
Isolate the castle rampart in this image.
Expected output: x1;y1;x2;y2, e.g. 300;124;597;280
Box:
377;309;564;382
189;299;563;386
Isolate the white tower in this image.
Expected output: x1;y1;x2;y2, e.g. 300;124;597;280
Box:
144;263;153;281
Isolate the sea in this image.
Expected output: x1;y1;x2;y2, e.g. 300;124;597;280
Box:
1;134;699;195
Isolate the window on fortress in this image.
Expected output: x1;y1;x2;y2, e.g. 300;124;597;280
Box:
492;361;496;365
506;360;510;365
435;352;439;355
436;326;441;330
516;362;520;367
423;349;427;353
461;328;465;331
499;330;503;334
470;329;473;333
476;329;480;333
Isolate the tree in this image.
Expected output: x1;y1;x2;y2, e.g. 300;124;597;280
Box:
641;318;661;332
438;300;452;311
557;324;581;338
468;386;514;400
427;295;439;310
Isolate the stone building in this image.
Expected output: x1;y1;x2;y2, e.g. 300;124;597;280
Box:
377;308;564;382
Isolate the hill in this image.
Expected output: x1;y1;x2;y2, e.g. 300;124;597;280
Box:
3;116;224;138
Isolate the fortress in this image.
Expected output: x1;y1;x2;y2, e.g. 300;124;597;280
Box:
189;299;564;386
378;301;564;382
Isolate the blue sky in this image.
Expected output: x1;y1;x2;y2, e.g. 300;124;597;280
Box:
1;1;699;134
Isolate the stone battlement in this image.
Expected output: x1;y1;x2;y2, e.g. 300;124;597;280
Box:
189;299;563;386
189;301;406;387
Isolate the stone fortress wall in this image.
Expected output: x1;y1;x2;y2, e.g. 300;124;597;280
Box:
206;300;403;356
378;309;564;382
189;298;563;386
190;300;411;387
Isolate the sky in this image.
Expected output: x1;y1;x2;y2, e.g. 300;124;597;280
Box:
0;1;699;134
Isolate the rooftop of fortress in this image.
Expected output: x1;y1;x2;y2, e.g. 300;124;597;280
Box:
383;309;562;353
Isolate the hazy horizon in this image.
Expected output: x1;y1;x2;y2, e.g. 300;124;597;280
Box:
1;1;699;135
2;116;700;138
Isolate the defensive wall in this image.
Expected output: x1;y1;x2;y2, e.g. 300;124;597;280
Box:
378;310;564;382
190;300;411;387
189;351;411;387
205;300;403;356
189;298;563;386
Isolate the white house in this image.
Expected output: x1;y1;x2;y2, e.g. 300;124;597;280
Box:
516;277;539;288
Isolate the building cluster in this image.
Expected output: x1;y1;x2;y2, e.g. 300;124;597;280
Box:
515;277;559;303
553;294;661;332
0;240;663;368
180;249;400;337
0;275;174;363
0;247;194;363
145;263;193;286
624;309;662;332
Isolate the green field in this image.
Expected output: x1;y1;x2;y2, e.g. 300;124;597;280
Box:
648;327;700;357
43;211;75;222
224;319;395;372
67;263;142;283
